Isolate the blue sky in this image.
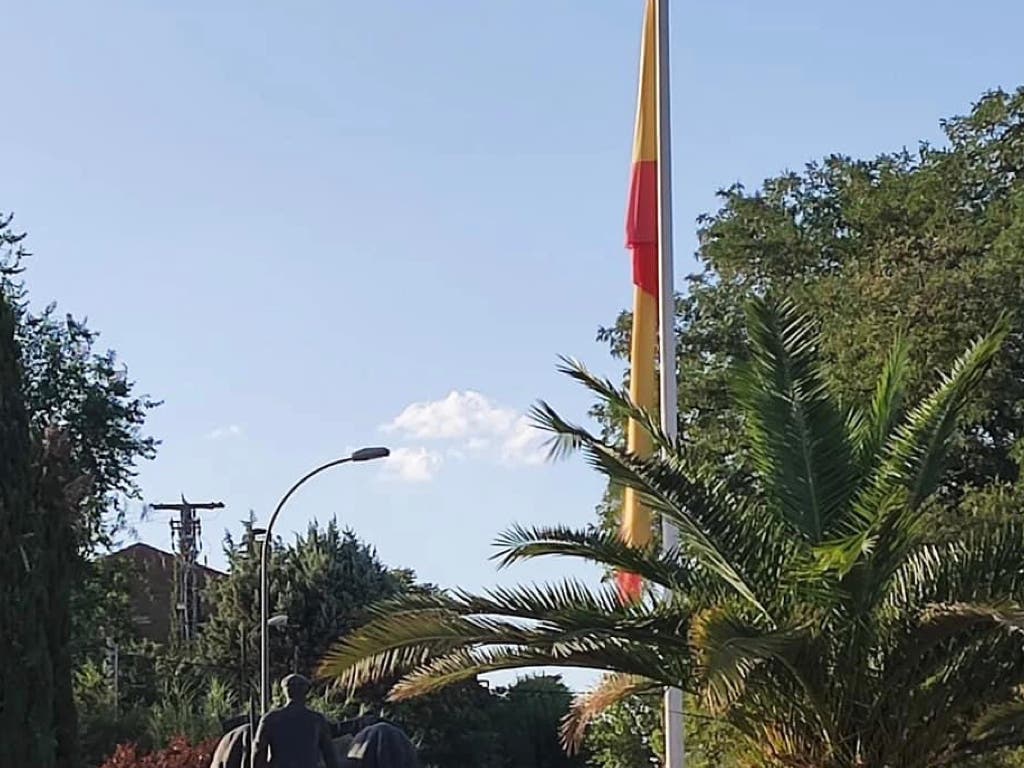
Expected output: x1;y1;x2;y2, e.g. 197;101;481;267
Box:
4;0;1022;629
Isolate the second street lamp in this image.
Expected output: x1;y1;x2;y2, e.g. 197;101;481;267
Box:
259;446;390;714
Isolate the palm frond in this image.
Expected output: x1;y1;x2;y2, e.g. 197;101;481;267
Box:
492;524;697;593
734;297;856;543
919;601;1024;635
529;403;772;618
851;318;1009;535
390;639;680;701
560;673;660;752
890;634;1024;765
881;521;1024;614
888;317;1008;510
849;335;910;475
690;606;810;715
555;356;678;451
318;580;693;692
823;319;1010;603
968;699;1024;743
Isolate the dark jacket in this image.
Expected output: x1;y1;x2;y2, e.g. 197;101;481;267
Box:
341;722;418;768
211;724;251;768
252;701;340;768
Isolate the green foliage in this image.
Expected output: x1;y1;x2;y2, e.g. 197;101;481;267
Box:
0;214;159;768
587;87;1024;765
0;213;158;551
199;515;404;703
390;675;584;768
71;557;142;671
583;694;748;768
198;515;581;768
0;244;54;766
320;301;1024;767
597;87;1024;532
390;682;506;768
145;677;236;748
584;694;660;768
492;676;585;768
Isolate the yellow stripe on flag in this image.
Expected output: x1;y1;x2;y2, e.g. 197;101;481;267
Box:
618;0;659;602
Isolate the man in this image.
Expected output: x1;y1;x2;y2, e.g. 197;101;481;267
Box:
252;674;340;768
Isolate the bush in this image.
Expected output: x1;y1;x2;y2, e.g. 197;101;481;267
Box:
98;737;217;768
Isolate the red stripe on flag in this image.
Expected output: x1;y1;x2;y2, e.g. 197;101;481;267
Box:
616;571;644;604
626;159;658;297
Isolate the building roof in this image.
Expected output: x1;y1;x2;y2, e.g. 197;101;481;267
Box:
106;542;224;644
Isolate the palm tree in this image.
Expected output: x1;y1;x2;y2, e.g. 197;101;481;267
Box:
320;299;1024;767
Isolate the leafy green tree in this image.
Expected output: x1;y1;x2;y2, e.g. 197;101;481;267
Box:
320;299;1024;767
390;682;505;768
583;693;743;768
0;253;55;766
492;675;584;768
1;213;158;554
0;213;158;767
583;694;660;768
586;86;1024;766
199;516;403;702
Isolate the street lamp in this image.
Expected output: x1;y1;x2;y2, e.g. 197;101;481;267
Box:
259;447;390;714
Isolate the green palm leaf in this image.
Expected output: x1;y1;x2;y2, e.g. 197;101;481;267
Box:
391;640;681;700
318;580;693;692
845;319;1009;538
967;699;1024;745
492;523;699;593
848;335;910;476
531;402;771;618
734;297;856;542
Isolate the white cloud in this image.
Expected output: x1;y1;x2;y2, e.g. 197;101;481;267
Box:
205;424;243;441
382;447;443;483
384;391;518;440
382;391;548;473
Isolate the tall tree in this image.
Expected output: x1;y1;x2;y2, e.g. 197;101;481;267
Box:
0;213;158;767
0;250;54;766
493;676;585;768
199;516;403;700
320;299;1024;767
36;426;92;768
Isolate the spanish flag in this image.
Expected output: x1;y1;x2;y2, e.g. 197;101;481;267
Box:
618;0;659;603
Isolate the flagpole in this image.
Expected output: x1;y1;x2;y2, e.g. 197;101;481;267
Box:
655;1;684;767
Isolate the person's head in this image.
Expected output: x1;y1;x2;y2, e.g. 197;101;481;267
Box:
281;673;311;704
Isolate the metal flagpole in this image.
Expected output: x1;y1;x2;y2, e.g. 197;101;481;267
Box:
655;1;684;767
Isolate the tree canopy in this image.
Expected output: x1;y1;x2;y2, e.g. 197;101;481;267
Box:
598;87;1024;524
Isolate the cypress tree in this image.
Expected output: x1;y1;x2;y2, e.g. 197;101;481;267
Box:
0;284;56;766
37;425;87;768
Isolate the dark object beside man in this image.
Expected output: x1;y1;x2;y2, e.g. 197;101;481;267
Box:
338;721;419;768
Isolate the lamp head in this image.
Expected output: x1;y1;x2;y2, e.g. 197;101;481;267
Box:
350;447;390;462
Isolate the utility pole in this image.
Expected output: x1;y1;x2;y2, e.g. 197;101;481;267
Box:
106;638;119;715
150;496;224;644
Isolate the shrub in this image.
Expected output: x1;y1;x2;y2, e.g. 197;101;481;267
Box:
98;736;217;768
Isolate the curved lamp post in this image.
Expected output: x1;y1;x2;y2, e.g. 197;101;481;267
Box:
260;446;390;713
